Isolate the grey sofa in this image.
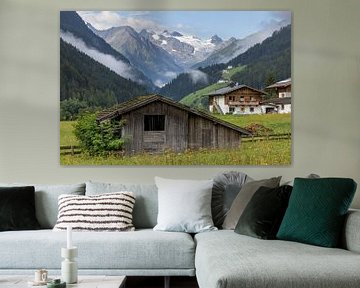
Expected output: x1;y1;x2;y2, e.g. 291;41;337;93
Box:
0;181;360;288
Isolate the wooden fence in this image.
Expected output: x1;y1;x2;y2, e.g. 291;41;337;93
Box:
242;133;291;142
60;145;81;155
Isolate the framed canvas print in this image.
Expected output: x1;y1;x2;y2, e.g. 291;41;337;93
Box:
60;11;291;166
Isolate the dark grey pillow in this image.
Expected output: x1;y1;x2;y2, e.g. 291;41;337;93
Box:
212;171;249;228
235;185;293;239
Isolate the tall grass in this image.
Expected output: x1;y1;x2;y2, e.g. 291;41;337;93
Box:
60;121;78;146
60;139;291;166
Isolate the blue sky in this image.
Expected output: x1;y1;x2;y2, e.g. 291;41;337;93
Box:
78;11;291;40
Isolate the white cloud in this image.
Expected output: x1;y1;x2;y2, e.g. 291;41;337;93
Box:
77;11;163;32
188;70;208;85
60;30;138;82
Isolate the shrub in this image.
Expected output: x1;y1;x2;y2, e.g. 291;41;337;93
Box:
74;112;126;155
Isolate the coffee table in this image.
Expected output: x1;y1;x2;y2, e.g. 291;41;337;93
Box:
0;275;126;288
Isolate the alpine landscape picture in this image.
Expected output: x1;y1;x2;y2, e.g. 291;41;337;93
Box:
60;11;292;165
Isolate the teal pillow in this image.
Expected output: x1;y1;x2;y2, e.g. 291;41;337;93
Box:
277;178;357;247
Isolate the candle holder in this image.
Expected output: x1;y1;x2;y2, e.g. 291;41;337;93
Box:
61;247;78;284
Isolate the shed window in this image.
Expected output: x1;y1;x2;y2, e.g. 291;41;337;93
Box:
250;107;254;112
144;115;165;131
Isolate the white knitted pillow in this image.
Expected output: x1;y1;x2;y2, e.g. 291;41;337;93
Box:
53;192;135;231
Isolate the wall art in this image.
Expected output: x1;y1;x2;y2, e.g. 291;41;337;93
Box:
60;10;291;165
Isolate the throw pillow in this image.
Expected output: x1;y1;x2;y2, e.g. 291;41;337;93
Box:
53;192;136;231
234;185;293;239
153;177;217;233
211;171;250;228
86;181;158;229
0;186;41;231
222;176;281;230
277;178;357;248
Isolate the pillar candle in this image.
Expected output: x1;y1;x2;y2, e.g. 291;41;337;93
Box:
67;225;72;249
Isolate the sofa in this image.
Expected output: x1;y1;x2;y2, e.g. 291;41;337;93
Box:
0;179;360;288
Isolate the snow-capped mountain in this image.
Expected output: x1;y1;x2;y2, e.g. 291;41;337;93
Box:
193;20;289;68
141;29;224;68
91;26;183;87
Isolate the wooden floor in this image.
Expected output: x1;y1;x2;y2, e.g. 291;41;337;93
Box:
126;276;199;288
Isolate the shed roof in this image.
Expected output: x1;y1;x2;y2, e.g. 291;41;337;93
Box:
206;85;266;96
265;78;291;89
97;94;251;135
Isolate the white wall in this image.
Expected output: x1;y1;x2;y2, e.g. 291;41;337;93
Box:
0;0;359;208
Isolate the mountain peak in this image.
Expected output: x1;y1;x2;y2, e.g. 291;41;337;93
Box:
170;31;183;37
210;34;223;45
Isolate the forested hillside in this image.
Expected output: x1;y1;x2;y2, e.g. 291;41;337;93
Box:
60;11;129;63
229;25;291;89
60;40;148;120
159;65;224;101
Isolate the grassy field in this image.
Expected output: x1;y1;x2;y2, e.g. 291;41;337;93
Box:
60;139;291;166
218;113;291;134
60;113;291;166
222;65;246;80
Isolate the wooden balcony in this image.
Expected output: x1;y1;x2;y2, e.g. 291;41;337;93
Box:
228;101;260;106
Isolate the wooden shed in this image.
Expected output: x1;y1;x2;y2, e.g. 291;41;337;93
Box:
97;95;251;154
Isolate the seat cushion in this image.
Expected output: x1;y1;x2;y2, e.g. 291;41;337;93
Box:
0;229;195;271
195;230;360;288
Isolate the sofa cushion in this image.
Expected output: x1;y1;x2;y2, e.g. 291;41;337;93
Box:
222;177;281;229
195;230;360;288
0;186;40;231
212;171;249;228
277;178;357;247
0;183;85;229
0;229;195;271
234;185;292;239
153;177;216;233
86;182;158;229
53;192;136;232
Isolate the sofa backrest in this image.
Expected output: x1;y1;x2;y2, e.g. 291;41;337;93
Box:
0;183;86;228
86;181;158;229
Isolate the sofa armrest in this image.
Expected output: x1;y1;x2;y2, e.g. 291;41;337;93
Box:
342;209;360;253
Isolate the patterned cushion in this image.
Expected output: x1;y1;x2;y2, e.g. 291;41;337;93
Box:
277;178;357;247
53;192;136;232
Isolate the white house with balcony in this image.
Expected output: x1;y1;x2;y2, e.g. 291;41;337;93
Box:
207;84;267;115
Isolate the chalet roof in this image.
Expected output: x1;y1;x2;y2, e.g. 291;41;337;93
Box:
265;78;291;89
97;94;251;135
206;85;266;96
261;97;291;105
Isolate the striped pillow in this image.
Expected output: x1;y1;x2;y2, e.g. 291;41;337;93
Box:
53;192;135;231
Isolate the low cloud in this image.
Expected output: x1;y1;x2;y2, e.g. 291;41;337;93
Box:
78;11;162;32
60;30;138;82
188;70;208;85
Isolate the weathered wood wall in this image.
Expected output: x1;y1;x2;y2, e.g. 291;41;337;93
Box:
122;101;188;153
114;100;242;154
188;115;241;150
